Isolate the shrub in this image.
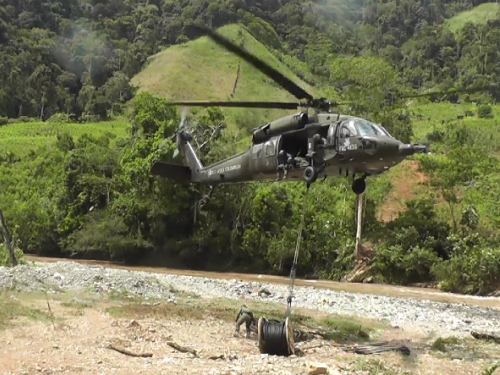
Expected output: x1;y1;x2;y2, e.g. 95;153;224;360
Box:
0;244;26;267
17;116;34;123
477;104;493;118
373;244;442;285
47;113;71;124
431;236;500;295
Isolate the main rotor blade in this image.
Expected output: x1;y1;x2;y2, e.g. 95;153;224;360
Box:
189;25;313;101
170;101;300;109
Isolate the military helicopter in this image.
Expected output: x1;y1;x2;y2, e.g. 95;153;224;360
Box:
150;25;428;195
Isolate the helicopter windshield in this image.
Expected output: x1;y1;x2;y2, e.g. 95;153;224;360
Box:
340;120;358;137
353;119;385;137
372;123;392;137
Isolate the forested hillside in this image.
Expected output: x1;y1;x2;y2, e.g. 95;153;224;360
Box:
1;0;500;296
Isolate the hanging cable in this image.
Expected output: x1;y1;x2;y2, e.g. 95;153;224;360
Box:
286;183;310;318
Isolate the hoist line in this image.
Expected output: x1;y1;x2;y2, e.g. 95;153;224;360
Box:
286;182;310;318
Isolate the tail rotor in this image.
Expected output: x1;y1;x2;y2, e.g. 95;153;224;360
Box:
161;106;191;159
174;107;191;158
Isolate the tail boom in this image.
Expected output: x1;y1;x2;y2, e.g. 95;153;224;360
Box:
150;161;192;182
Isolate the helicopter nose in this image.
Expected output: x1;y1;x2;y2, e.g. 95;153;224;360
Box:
362;136;400;154
379;137;401;152
361;136;379;150
398;143;428;156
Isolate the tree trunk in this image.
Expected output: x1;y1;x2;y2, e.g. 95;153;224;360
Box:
0;209;18;266
40;92;45;120
448;201;458;233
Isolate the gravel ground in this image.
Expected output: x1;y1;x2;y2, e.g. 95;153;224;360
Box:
1;261;499;337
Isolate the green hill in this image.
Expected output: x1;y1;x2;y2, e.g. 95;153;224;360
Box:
409;101;500;144
131;24;317;134
445;2;499;33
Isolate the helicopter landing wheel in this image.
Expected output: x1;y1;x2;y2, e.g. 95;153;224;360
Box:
303;166;318;184
352;178;366;195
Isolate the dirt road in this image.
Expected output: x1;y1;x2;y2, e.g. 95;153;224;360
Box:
26;255;500;309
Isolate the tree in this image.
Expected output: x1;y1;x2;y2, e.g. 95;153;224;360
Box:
418;126;499;232
328;55;413;141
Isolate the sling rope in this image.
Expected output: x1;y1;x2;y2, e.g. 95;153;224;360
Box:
258;183;310;357
257;183;412;358
286;183;310;318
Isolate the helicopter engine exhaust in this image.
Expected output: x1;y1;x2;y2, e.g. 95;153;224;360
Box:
252;111;310;144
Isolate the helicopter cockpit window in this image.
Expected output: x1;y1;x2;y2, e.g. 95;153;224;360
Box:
372;123;391;137
381;126;393;138
340;120;358;138
355;119;384;137
264;140;275;157
252;143;263;159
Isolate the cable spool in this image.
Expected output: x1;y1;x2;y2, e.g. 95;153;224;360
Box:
257;317;295;356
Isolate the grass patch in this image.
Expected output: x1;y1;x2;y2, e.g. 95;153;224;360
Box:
409;102;500;146
354;359;413;375
445;3;500;34
0;118;130;156
60;299;95;316
104;281;199;302
429;335;498;362
481;363;500;375
105;296;377;343
321;316;371;341
0;293;51;329
431;336;461;352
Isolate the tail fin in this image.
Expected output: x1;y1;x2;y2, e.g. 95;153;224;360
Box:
177;131;203;172
150;131;203;182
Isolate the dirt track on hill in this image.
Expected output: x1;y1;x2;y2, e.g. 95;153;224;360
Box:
26;255;500;309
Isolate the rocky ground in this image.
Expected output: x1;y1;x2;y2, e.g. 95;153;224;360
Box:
1;261;500;336
0;261;499;375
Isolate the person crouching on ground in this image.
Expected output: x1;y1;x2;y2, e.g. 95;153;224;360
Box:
234;304;253;338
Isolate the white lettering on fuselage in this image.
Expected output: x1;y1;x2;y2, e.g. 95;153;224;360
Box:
339;138;358;152
208;164;241;176
339;144;358;152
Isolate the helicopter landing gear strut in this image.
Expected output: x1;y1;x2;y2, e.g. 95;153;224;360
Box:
303;166;317;184
352;175;367;195
303;134;325;184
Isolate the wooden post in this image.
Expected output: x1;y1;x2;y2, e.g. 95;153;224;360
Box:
0;209;17;266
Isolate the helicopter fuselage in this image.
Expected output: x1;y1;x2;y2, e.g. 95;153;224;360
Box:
189;113;420;186
151;26;427;195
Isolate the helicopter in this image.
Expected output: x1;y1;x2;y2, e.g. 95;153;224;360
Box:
150;25;428;195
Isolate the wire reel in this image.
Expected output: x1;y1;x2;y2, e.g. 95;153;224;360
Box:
257;317;295;356
257;183;309;357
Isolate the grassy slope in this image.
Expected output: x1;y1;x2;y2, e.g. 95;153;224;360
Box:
381;3;500;220
409;101;500;151
377;100;500;222
131;23;316;138
445;2;499;33
0;118;130;156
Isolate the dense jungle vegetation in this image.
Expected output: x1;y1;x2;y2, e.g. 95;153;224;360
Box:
1;0;500;296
